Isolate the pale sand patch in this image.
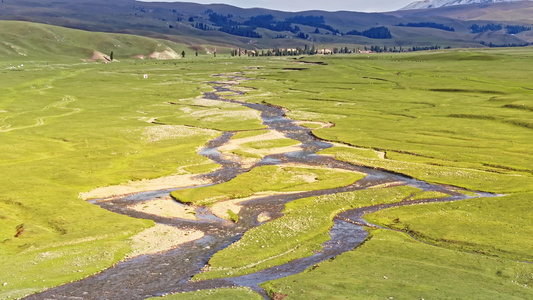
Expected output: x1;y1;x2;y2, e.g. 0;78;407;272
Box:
282;162;364;173
295;120;333;129
211;198;246;220
85;51;110;62
128;196;197;220
142;125;218;143
180;106;194;114
144;117;157;123
288;110;346;121
127;224;204;258
218;130;302;167
368;181;406;189
80;174;211;201
189;109;261;121
257;212;271;223
376;151;387;159
329;142;383;159
210;164;363;220
222;130;290;149
242;144;302;157
190;98;224;107
148;49;181;60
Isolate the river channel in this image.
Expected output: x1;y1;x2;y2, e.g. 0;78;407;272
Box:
27;72;496;300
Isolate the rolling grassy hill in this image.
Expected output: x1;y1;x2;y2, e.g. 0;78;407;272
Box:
0;1;532;299
1;0;533;50
392;0;533;22
0;20;232;62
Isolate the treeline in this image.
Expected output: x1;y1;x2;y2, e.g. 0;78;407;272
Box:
397;22;454;32
244;15;300;33
231;45;356;57
296;32;309;39
479;41;531;47
470;23;531;34
346;27;392;39
208;13;237;26
361;45;445;53
470;23;502;33
411;45;445;51
219;25;262;38
206;13;261;38
197;12;401;40
193;22;212;31
201;13;343;38
229;44;449;57
506;25;532;34
285;15;340;34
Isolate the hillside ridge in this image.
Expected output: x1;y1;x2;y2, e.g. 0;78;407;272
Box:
401;0;531;10
1;0;533;53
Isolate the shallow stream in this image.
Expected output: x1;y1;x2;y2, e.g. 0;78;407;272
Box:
27;73;497;300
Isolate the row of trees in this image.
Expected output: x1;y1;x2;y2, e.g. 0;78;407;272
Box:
397;22;455;32
195;13;352;39
285;15;340;34
243;15;300;33
479;41;531;47
470;23;531;34
506;25;532;34
147;41;532;60
346;27;392;39
227;44;450;57
219;25;262;38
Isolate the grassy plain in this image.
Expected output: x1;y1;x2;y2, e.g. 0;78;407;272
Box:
171;165;364;205
194;186;422;280
261;230;533;300
1;26;533;300
149;287;262;300
223;48;532;298
366;193;533;261
240;49;533;193
0;21;195;63
0;57;282;298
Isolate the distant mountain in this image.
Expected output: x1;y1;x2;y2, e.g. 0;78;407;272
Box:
401;0;530;10
1;0;533;56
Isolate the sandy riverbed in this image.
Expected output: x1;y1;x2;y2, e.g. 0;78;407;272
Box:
127;224;204;258
128;196;198;220
79;174;211;201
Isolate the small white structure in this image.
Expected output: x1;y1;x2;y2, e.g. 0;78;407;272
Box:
143;74;148;79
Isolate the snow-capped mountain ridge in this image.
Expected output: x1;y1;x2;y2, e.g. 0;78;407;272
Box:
401;0;531;10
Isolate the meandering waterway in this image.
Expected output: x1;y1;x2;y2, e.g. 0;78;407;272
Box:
26;72;496;300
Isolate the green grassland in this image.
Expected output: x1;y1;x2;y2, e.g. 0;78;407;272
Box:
366;193;533;261
1;20;533;299
194;186;421;281
171;165;365;205
0;53;284;298
261;229;533;300
225;130;302;161
210;48;533;298
240;49;533;195
4;0;531;50
242;138;300;149
149;287;263;300
0;21;198;62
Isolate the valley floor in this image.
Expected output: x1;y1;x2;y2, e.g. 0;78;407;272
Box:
0;49;532;299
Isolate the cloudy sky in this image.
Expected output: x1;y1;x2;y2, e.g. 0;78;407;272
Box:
137;0;417;12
